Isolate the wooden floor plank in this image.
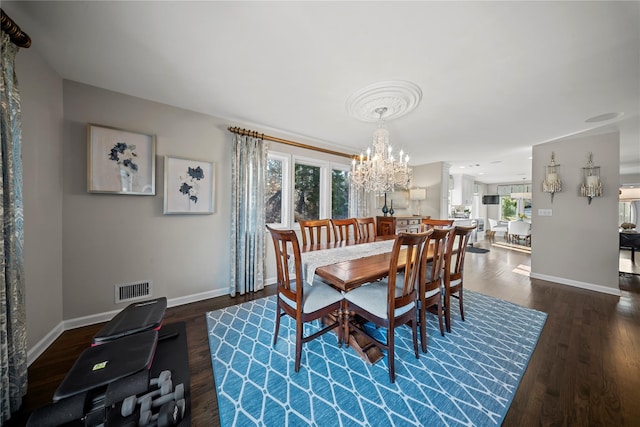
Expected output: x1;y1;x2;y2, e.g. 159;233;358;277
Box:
6;241;640;426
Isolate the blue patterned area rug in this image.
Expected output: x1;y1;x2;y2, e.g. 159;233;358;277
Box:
206;291;546;427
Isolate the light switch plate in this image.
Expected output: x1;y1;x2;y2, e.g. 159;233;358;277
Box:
538;209;552;217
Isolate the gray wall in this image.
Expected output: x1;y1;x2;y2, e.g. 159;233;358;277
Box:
62;81;233;320
12;27;623;362
18;42;65;352
410;162;446;219
531;132;620;293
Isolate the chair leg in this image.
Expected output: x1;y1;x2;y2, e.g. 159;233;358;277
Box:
294;319;303;372
337;309;344;348
437;301;445;337
273;305;281;346
459;288;465;322
411;318;419;359
419;303;427;353
445;292;451;333
343;301;350;348
388;330;395;383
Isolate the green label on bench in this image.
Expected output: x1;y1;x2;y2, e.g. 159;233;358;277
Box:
92;361;108;371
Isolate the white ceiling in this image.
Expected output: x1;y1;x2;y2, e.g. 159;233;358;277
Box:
5;1;640;184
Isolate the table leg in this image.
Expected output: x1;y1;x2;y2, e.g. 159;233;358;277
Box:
323;310;383;365
346;314;384;365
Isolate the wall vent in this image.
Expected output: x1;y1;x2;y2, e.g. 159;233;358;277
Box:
115;280;152;304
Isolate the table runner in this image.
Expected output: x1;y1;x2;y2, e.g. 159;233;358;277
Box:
300;239;395;285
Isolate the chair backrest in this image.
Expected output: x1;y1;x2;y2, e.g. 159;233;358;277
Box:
445;225;476;281
298;219;332;246
330;218;359;242
266;225;303;306
422;218;454;230
387;231;431;316
355;217;377;240
376;216;396;236
420;227;453;294
508;220;531;236
488;218;498;229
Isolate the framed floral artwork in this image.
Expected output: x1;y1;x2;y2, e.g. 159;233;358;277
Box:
87;124;156;195
163;156;215;215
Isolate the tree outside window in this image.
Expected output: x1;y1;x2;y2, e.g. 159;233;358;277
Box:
501;197;518;221
331;169;350;219
294;163;320;221
265;157;282;224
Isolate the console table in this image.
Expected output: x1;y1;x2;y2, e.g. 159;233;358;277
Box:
376;216;422;235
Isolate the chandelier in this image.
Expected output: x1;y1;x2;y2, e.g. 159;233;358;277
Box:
349;107;412;193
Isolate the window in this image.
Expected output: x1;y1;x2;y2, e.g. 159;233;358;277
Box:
500;197;518;221
265;152;289;227
266;151;351;227
523;198;532;218
500;196;531;221
294;161;322;222
619;201;637;225
331;167;350;219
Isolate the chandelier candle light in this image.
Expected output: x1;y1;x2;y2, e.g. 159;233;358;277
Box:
542;152;561;202
580;152;603;204
350;107;412;194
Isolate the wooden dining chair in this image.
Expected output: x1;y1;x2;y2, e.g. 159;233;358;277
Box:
443;225;476;333
266;225;344;372
355;217;377;240
330;218;359;242
417;227;452;352
344;231;431;382
421;218;454;230
298;219;332;246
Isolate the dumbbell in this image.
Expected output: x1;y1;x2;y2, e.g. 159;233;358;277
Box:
121;380;173;417
174;398;186;419
150;370;171;387
138;400;180;427
150;383;185;408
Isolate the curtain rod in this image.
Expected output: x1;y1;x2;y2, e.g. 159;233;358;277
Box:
228;126;353;160
1;9;31;48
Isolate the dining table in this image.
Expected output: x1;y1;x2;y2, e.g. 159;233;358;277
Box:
299;234;444;364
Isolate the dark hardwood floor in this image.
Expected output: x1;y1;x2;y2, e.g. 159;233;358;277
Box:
8;240;640;426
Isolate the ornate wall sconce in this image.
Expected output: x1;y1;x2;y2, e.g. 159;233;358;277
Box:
580;152;603;204
542;152;562;202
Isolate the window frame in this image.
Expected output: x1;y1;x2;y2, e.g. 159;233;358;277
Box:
266;150;351;229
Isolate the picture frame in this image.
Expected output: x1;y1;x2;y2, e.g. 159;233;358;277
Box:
375;190;410;209
87;124;156;195
164;156;215;215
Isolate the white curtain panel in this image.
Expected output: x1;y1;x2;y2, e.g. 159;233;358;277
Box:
230;134;267;296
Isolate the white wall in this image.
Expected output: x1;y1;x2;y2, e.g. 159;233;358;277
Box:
531;132;620;294
17;42;65;351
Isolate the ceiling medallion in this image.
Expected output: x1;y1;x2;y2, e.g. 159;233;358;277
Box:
345;81;423;122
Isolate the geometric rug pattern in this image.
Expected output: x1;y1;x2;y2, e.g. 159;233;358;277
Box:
207;291;547;426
